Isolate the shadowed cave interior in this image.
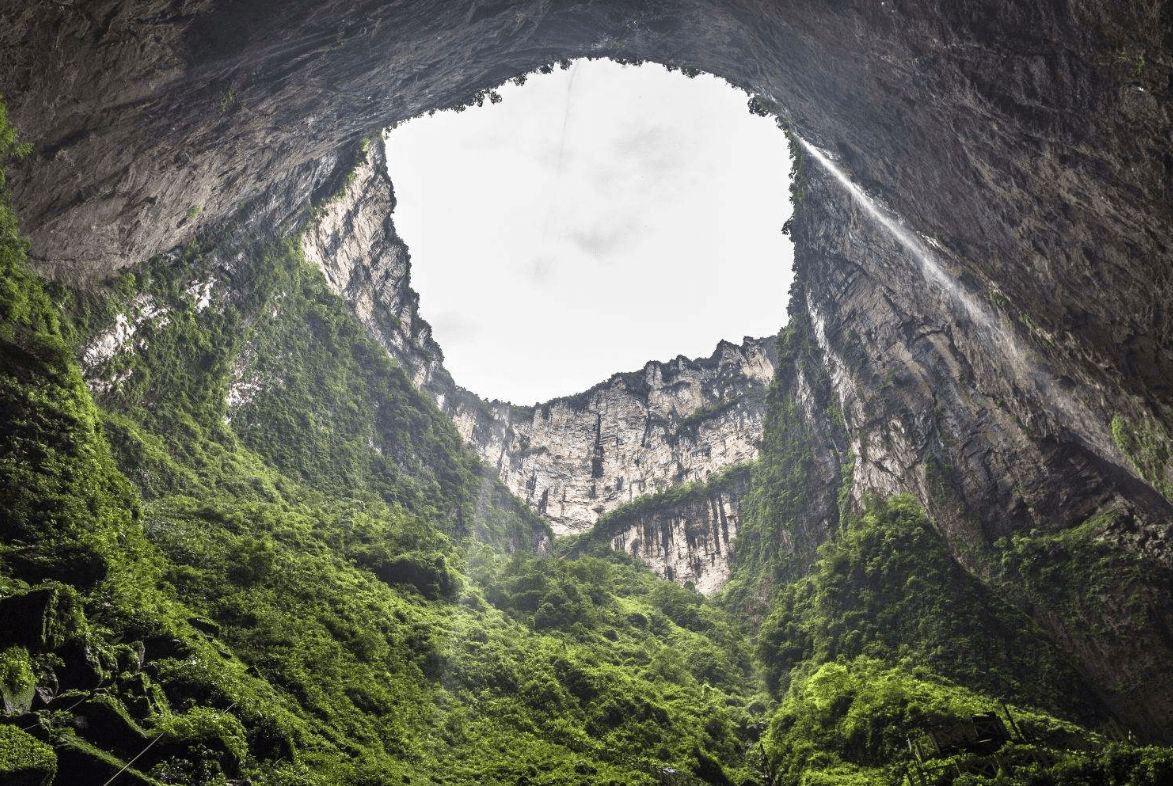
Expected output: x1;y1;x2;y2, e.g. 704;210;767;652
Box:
1;1;1172;784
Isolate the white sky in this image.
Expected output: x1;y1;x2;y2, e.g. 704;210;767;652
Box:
385;59;794;405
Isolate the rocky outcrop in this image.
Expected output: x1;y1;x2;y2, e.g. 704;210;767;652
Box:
606;467;752;595
6;0;1173;743
300;136;776;537
299;137;447;395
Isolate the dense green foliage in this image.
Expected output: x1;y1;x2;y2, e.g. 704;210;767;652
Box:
1111;414;1173;502
763;656;1173;786
0;96;769;784
55;234;534;549
756;496;1101;718
719;306;837;621
3;91;1170;786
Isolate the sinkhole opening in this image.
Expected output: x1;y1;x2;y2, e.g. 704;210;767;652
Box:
385;58;796;405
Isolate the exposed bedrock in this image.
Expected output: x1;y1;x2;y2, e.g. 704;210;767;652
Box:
789;160;1173;742
4;0;1173;739
4;0;1170;421
607;468;752;596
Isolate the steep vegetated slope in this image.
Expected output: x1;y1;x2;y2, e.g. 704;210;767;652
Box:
1;2;1172;779
0;104;772;786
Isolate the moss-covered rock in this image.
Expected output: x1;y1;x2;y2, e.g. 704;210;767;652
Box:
0;585;85;653
0;724;56;786
52;736;160;786
0;646;35;715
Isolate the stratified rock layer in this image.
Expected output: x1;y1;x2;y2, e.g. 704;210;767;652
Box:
608;468;751;595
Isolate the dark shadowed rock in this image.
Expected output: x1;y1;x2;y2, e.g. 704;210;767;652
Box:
3;0;1172;747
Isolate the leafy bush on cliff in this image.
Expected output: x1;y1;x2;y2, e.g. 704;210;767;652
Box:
762;656;1173;786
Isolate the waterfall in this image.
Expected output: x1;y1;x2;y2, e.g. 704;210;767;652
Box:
795;137;1121;464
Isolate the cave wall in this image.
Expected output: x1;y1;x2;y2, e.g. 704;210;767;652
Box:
4;1;1170;424
786;157;1173;740
4;0;1173;739
5;0;1169;515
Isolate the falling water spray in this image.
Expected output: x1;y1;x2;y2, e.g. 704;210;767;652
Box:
796;138;1002;338
794;137;1122;464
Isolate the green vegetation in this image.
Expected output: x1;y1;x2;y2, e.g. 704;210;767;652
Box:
0;724;57;784
4;92;1171;786
0;97;767;784
987;288;1009;313
719;306;836;619
763;656;1173;786
757;496;1101;718
1111;414;1172;501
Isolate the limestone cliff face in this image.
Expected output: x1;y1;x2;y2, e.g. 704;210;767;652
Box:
608;491;740;595
300;136;776;542
607;467;752;595
449;341;772;537
300;139;447;395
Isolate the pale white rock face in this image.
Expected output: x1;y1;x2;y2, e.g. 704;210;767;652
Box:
80;263;223;398
80;294;172;395
300;140;446;398
81;295;166;371
225;336;274;416
608;476;748;595
300;136;777;589
186;278;215;312
444;343;774;536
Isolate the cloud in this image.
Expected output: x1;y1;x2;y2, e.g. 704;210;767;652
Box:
523;253;557;287
568;218;644;263
385;59;794;404
431;311;480;343
613;125;692;176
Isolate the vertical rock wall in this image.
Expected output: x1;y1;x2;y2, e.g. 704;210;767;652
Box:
785;156;1173;741
607;468;751;595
